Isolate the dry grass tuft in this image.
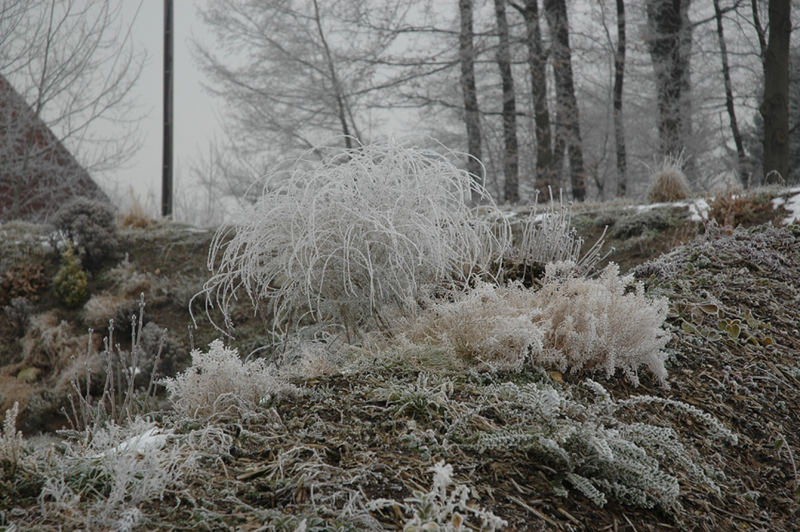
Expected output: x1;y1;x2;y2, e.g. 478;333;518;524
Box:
82;294;128;330
647;155;691;203
118;189;158;229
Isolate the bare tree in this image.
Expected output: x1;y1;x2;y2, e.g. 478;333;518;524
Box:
0;0;144;221
196;0;406;160
613;0;628;197
761;0;790;182
713;0;747;184
459;0;484;196
645;0;692;160
544;0;586;201
510;0;553;200
494;0;519;203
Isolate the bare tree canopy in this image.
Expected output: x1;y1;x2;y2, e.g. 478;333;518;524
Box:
190;0;798;206
195;0;414;159
0;0;144;221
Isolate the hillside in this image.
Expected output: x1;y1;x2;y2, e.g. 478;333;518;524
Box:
1;188;799;531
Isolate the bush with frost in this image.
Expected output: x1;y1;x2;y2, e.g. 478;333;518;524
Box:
53;197;118;270
198;141;509;340
537;263;670;386
468;378;736;510
398;281;544;371
162;340;299;419
393;264;670;384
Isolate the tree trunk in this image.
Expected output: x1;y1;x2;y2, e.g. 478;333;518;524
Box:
458;0;484;198
713;0;747;185
544;0;585;201
312;0;356;149
646;0;692;160
494;0;519;204
761;0;790;182
613;0;627;197
512;0;554;201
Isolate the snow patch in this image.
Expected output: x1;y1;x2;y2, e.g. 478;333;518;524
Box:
686;198;710;222
780;193;800;225
92;427;172;459
632;198;709;221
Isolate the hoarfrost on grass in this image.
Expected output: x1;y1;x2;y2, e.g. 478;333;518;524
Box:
395;263;670;385
197;140;510;340
368;460;507;531
466;378;735;510
162;339;300;419
36;418;207;529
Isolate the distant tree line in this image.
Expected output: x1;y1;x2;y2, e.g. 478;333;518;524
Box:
196;0;793;204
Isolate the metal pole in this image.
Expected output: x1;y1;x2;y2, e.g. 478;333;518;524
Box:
162;0;174;217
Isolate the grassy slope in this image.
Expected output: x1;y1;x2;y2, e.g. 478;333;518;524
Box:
1;189;799;530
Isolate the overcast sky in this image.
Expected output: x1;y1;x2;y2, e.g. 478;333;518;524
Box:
104;1;218;210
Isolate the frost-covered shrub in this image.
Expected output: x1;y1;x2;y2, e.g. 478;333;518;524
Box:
537;263;670;385
162;340;299;419
53;244;89;308
468;379;735;510
394;265;669;384
199;141;509;339
53;197;118;270
21;311;93;372
82;293;127;330
399;282;544;370
103;256;162;299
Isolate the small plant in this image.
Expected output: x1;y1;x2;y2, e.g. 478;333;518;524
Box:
466;378;735;511
373;373;455;421
162;339;299;420
53;243;89;308
519;189;609;279
198;140;509;341
368;461;507;531
3;296;33;337
537;263;670;386
1;402;24;478
53;197;118;270
0;262;47;305
646;154;691;203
